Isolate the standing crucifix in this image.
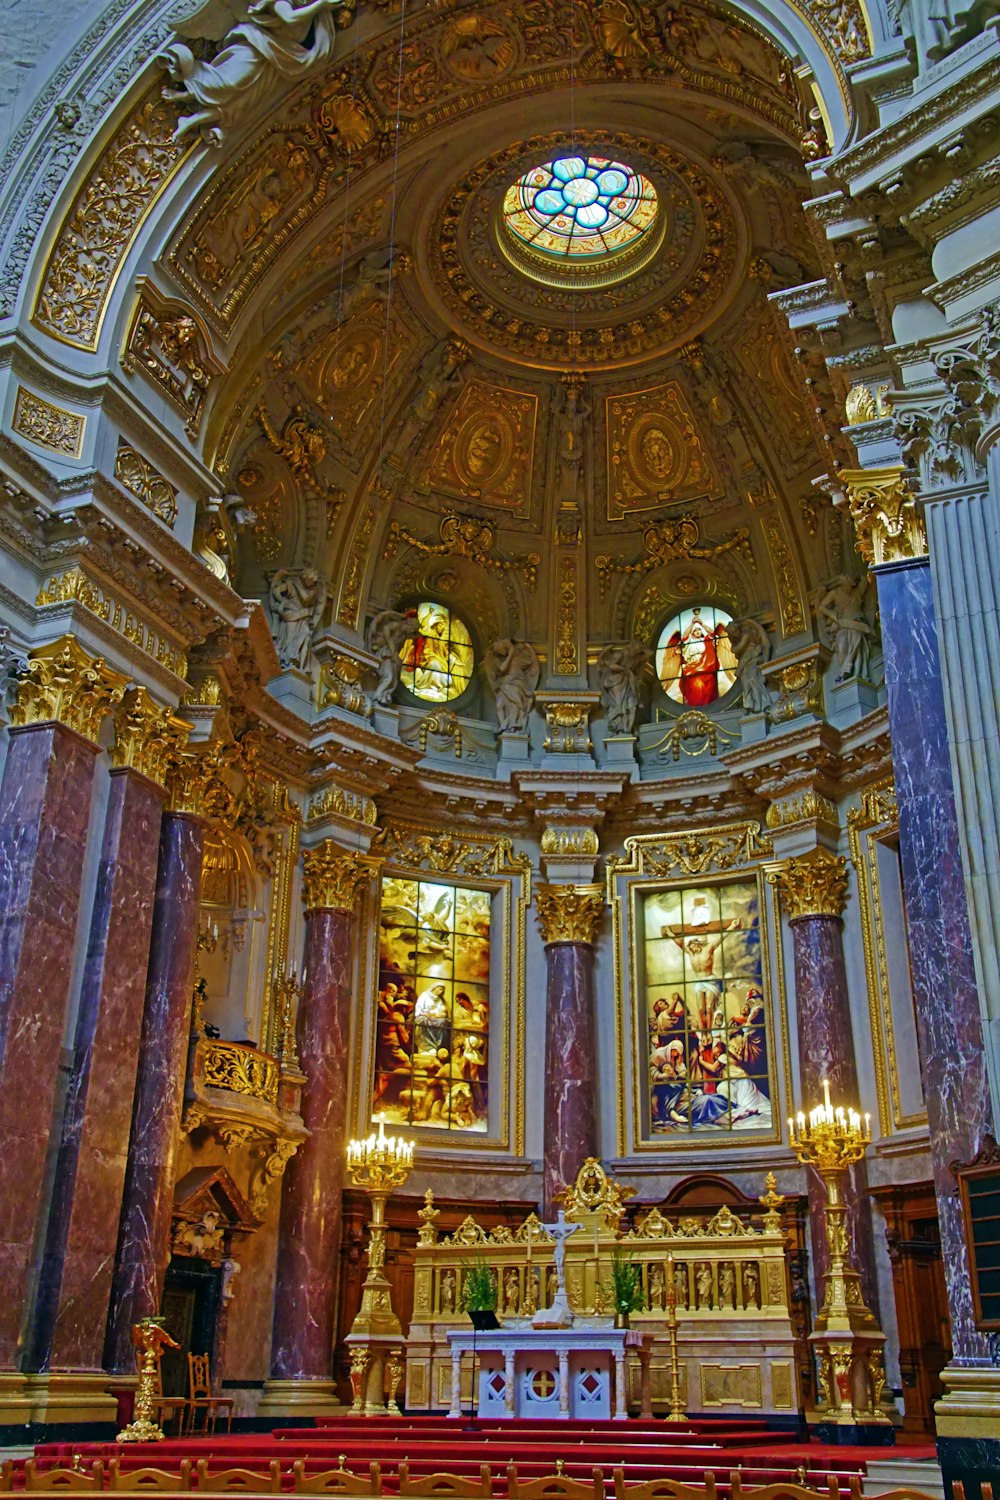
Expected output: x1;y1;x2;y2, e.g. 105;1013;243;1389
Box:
531;1210;581;1329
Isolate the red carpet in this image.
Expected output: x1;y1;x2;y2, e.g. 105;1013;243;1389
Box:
30;1414;938;1492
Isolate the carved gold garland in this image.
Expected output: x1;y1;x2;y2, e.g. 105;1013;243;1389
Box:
596;516;752;601
12;387;86;457
383;513;540;592
202;1039;280;1106
114;440;178;527
606;822;773;884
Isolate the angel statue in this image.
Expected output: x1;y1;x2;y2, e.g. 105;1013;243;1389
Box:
158;0;350;148
484;638;540;735
267;567;326;671
813;574;876;682
596;641;649;735
727;616;772;716
368;608;419;707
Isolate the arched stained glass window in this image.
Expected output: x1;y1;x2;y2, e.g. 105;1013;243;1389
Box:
502;155;658;261
399;601;475;703
655;606;739;707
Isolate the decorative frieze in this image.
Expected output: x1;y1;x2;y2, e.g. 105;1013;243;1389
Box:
607;822;772;881
768;848;848;921
837;467;927;567
9;635;128;743
307;784;378;827
535;882;605;945
12;387;85;457
110;686;190;790
36;567;188;678
766;792;839;831
301;840;377;912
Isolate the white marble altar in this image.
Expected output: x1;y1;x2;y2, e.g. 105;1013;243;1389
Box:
445;1325;653;1420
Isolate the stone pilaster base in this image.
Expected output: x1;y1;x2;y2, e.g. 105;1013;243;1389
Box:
0;1372;31;1425
807;1327;895;1443
24;1373;119;1425
256;1378;341;1419
936;1369;1000;1496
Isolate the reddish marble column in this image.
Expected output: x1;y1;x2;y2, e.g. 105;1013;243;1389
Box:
535;884;605;1216
0;721;101;1367
268;844;374;1405
27;767;166;1372
104;808;205;1372
773;850;880;1315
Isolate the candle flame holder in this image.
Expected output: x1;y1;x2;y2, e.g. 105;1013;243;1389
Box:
345;1115;414;1415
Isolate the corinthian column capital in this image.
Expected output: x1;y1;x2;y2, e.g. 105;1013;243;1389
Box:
535;882;605;945
302;841;379;913
768;848;848;921
837;467;927;567
9;635;128;743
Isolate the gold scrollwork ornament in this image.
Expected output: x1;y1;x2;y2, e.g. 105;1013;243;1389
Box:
838;467;927;567
10;636;128;743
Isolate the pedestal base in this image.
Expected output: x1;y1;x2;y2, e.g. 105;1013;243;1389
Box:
344;1334;405;1417
809;1326;893;1432
0;1372;32;1426
809;1415;897;1446
256;1378;341;1419
24;1373;119;1426
935;1367;1000;1493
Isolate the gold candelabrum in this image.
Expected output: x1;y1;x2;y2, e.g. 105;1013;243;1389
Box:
788;1081;889;1426
664;1252;685;1423
345;1115;414;1415
116;1318;180;1443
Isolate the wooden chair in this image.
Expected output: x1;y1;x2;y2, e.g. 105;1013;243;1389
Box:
185;1351;235;1436
195;1461;282;1494
108;1459;193;1491
847;1485;986;1500
1;1460;13;1493
731;1482;839;1500
612;1473;714;1500
292;1460;383;1496
23;1462;104;1492
398;1463;492;1498
507;1466;604;1500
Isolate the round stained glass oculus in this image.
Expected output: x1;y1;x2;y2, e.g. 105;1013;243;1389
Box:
655;607;739;709
398;601;475;705
498;154;662;289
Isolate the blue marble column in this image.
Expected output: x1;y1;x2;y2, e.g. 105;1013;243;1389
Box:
876;555;995;1361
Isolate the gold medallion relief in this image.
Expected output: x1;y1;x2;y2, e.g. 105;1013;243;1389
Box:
607;384;722;518
424;380;537;511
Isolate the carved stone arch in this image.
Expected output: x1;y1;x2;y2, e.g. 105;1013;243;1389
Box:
380;545;506;656
618;558;752;646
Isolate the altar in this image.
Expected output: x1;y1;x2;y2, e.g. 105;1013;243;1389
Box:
445;1325;653;1420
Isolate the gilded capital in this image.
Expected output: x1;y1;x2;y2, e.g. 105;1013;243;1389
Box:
111;686;190;790
535;882;605;945
9;635;128;743
769;848;848;921
838;467;927;567
302;841;377;912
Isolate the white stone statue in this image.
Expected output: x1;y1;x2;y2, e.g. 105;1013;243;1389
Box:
159;0;349;148
484;638;540;734
814;574;876;682
596;641;649;735
532;1210;581;1329
268;567;326;671
727;616;772;715
334;249;400;321
368;608;419;706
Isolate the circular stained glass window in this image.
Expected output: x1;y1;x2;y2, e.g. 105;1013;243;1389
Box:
498;154;662;288
655;607;739;708
399;602;475;704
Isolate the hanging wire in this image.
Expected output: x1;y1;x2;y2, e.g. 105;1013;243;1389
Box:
325;31;365;437
373;0;410;501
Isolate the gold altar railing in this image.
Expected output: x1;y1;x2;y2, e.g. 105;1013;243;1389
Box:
405;1161;800;1415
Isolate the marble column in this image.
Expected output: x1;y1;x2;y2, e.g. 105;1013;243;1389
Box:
0;639;126;1376
841;469;995;1362
771;849;880;1316
263;841;375;1417
535;884;605;1215
104;780;206;1373
27;690;186;1387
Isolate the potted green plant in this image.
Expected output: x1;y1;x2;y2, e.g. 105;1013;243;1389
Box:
608;1249;645;1328
461;1257;500;1330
